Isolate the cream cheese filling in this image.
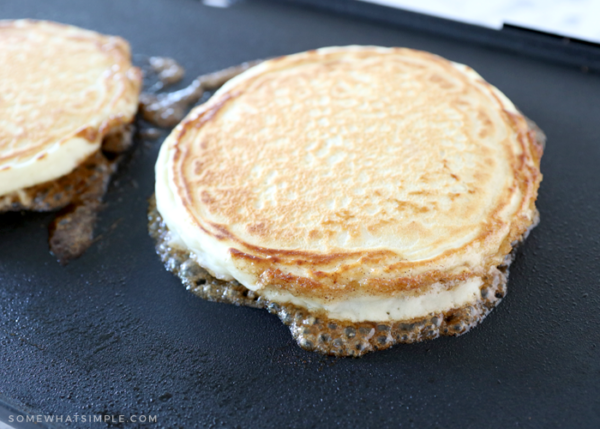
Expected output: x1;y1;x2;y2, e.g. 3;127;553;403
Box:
0;135;101;197
261;277;482;322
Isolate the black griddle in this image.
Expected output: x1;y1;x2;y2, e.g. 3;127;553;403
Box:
1;1;600;427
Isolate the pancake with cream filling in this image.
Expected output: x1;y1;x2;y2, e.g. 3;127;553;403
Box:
0;20;141;210
152;46;543;356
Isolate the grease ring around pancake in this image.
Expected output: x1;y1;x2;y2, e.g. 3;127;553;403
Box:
153;46;544;355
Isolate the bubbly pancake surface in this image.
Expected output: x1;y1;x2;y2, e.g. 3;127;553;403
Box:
156;46;542;320
0;20;141;196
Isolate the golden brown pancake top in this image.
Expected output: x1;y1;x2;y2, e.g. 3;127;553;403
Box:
160;47;542;299
0;20;141;193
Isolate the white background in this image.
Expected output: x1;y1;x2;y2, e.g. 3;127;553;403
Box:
361;0;600;44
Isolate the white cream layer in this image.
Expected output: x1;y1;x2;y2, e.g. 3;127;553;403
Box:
261;277;482;322
0;136;100;196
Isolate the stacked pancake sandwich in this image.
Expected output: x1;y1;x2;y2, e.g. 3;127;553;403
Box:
0;20;141;213
151;46;544;356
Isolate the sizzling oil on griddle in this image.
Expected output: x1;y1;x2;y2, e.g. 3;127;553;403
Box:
139;58;262;127
48;127;133;264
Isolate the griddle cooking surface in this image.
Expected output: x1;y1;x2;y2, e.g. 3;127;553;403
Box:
1;1;599;427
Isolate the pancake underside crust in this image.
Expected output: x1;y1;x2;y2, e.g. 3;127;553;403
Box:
149;196;537;357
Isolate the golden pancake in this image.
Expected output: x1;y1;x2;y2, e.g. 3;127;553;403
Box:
0;20;141;199
153;46;543;355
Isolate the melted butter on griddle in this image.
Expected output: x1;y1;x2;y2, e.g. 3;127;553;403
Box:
48;153;115;265
140;60;262;127
149;56;185;90
48;126;132;265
